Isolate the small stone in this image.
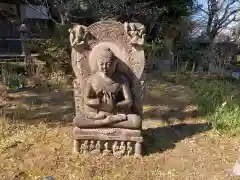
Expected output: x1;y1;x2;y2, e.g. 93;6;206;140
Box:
183;105;198;113
43;176;55;180
232;159;240;176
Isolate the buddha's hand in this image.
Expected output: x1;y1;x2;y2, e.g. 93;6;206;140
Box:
106;114;127;123
86;111;107;119
87;99;100;107
75;41;84;46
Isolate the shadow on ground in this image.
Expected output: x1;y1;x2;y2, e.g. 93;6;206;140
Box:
143;100;199;122
143;122;212;155
142;72;206;123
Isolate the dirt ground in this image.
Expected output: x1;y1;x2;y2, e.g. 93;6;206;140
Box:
0;76;240;180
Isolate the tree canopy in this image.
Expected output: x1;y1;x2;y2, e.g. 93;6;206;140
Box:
22;0;195;40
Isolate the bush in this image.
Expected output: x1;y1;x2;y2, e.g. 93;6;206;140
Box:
144;38;164;71
163;72;240;136
212;102;240;136
192;79;235;115
45;71;70;89
8;73;26;90
25;24;72;74
192;79;240;136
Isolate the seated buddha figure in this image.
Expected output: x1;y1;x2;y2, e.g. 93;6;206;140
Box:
73;45;141;129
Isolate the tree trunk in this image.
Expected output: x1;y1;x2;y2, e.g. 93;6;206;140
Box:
56;5;66;25
159;36;174;72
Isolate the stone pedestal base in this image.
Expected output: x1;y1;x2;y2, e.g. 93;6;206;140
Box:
73;127;143;157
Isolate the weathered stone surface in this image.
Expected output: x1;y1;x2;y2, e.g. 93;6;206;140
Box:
69;20;146;156
73;127;143;142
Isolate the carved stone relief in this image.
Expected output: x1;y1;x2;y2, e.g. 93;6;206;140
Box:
70;20;147;157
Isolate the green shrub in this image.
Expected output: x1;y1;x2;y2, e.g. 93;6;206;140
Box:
162;72;240;136
8;73;26;90
145;38;164;58
192;80;235;115
41;71;70;90
212;102;240;136
24;24;72;74
191;78;240;136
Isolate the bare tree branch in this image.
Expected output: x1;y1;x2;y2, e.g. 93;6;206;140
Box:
217;0;226;11
198;0;240;41
218;0;236;22
218;9;240;26
23;0;60;25
198;7;209;15
218;14;238;30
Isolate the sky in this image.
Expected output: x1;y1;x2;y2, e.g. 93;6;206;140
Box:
192;0;240;36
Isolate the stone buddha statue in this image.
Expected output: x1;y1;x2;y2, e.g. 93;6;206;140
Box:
71;21;146;156
73;45;141;129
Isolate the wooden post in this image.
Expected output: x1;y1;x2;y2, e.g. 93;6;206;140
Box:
16;1;22;23
2;63;6;84
1;63;4;82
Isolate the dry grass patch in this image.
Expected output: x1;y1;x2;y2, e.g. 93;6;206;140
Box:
0;117;239;180
0;77;240;179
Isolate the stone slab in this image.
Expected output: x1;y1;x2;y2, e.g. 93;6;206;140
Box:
73;127;143;142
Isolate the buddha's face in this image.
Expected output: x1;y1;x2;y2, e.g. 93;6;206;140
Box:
97;49;116;77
